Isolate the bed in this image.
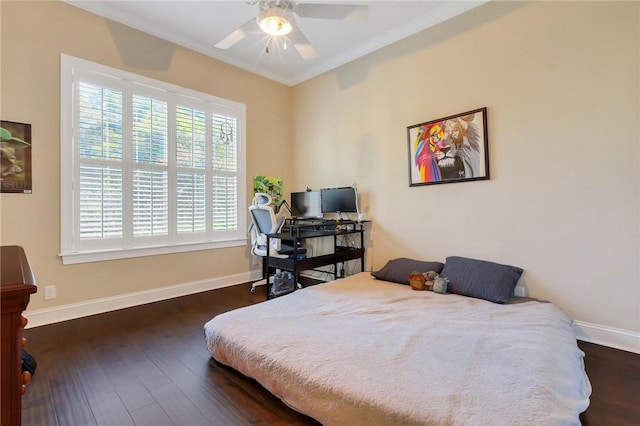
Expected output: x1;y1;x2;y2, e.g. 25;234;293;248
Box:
204;257;591;425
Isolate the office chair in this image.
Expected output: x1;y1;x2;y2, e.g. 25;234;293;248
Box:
248;193;305;293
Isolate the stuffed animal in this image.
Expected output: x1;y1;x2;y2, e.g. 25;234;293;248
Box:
422;270;439;291
409;271;426;290
432;276;450;294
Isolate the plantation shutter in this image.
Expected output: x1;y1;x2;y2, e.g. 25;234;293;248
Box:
211;115;238;231
132;95;169;237
61;55;246;263
78;82;124;240
176;106;207;234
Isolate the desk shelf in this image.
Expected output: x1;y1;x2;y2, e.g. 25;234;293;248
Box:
268;247;364;272
265;220;368;299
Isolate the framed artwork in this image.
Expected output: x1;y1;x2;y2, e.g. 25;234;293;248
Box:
1;120;32;193
407;107;489;187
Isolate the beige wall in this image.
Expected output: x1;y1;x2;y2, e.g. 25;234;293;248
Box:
293;1;640;339
2;1;639;350
0;1;293;310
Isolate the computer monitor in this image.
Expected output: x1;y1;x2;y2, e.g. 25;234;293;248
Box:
290;191;322;219
320;187;358;213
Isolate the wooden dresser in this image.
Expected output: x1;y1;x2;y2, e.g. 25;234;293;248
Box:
1;246;37;426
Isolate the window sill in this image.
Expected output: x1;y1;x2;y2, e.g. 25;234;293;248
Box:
60;239;247;265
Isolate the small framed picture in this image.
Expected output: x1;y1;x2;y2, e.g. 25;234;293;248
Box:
1;120;32;193
407;107;489;187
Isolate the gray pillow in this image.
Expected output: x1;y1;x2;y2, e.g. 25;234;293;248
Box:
440;256;523;303
371;258;444;285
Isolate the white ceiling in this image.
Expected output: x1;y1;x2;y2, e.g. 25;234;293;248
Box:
66;1;487;86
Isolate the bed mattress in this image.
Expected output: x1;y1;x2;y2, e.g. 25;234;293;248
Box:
204;272;590;425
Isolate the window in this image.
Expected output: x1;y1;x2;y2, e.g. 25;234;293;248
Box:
60;55;246;264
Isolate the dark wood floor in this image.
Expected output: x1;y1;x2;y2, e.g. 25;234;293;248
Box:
21;283;639;426
22;284;319;426
579;341;640;425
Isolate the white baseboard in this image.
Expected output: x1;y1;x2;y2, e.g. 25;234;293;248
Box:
25;270;263;328
573;320;640;354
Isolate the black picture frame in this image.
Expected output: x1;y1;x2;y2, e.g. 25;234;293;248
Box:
407;107;489;187
1;120;32;194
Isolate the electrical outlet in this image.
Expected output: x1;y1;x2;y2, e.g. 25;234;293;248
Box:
44;285;56;300
514;286;525;297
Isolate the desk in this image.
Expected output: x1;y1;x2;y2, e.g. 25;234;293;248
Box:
265;220;368;298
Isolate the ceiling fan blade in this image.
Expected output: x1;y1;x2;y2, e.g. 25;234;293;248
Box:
289;29;318;61
215;19;256;49
296;4;368;21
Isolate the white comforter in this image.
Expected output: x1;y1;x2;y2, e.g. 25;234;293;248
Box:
204;273;591;425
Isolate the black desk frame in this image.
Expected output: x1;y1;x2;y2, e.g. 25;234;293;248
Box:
265;220;367;298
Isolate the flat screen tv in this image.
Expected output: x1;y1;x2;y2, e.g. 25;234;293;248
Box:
321;187;358;213
290;191;322;219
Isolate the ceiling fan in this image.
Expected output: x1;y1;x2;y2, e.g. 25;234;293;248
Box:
214;0;369;60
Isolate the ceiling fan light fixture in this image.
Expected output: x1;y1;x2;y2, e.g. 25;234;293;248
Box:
258;7;293;36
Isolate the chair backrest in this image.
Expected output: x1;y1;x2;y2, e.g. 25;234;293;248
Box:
250;204;278;235
249;203;285;257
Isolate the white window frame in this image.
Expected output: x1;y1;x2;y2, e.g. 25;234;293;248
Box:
60;54;247;265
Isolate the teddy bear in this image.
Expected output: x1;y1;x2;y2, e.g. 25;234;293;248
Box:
409;271;426;290
422;270;439;291
409;270;439;291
